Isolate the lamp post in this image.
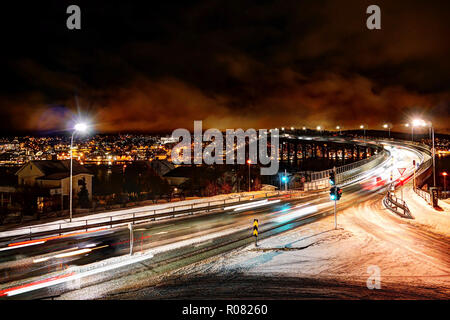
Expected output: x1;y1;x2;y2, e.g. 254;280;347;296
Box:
412;119;426;142
442;172;448;192
360;124;367;139
383;124;391;138
316;126;322;135
70;123;88;222
336;126;341;135
411;119;436;187
247;159;251;192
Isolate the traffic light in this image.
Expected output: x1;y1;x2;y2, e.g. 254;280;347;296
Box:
281;176;288;183
329;186;342;201
336;187;342;200
329;171;336;185
329;187;336;200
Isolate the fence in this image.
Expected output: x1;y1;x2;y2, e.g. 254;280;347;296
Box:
384;189;413;219
0;191;300;243
414;187;431;204
304;150;389;190
439;191;449;199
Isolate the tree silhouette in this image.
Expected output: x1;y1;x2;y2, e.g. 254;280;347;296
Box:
77;178;90;208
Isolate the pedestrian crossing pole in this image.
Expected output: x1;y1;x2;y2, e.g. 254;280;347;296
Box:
253;219;259;247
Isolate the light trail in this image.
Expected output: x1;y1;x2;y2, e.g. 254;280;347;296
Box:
3;253;154;297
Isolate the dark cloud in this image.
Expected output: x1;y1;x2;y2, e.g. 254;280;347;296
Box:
0;0;448;134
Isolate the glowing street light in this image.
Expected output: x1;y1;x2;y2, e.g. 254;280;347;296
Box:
336;126;341;135
383;123;391;138
442;172;448;192
70;122;89;222
360;124;367;139
410;118;427;142
74;123;88;132
409;118;436;187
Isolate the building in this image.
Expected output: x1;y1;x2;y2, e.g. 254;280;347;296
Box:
163;166;194;186
15;160;93;210
150;159;175;177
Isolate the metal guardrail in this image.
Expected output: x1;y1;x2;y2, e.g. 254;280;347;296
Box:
0;191;300;243
304;150;389;190
414;187;431;204
384;190;413;219
439;191;450;200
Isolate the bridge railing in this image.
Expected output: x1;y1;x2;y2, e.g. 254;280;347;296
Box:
304;150;389;190
0;191;302;244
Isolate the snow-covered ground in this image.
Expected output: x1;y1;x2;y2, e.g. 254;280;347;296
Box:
398;184;450;236
96;191;449;299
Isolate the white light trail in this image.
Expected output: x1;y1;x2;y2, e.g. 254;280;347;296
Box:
6;253;154;296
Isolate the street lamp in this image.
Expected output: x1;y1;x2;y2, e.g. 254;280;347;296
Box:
70;122;88;222
411;118;426;142
411;119;436;187
316;126;322;135
360;124;367;139
247;159;251;192
442;172;448;192
336;126;341;135
383;123;391;138
404;123;413;141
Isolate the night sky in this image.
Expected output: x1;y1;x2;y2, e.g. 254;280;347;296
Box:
0;0;449;134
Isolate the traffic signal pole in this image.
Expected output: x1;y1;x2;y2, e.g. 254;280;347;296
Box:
334;196;337;230
333;167;337;229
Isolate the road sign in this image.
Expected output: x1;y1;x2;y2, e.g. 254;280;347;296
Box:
397;168;406;176
252;219;259;246
253;219;258;236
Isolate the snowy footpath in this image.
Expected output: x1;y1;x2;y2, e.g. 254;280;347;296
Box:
100;189;450;299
